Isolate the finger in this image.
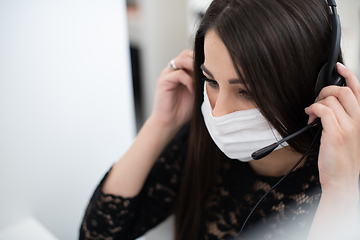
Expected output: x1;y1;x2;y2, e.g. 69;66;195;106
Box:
162;69;194;94
306;111;318;124
162;50;194;74
336;63;360;102
315;85;360;120
320;96;352;125
183;49;193;58
305;102;340;134
174;50;194;71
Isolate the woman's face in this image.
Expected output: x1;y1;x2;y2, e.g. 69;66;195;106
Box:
202;29;256;117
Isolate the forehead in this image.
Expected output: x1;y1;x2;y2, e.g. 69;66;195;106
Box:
203;29;240;81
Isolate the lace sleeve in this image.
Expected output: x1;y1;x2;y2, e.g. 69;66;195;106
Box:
79;124;189;240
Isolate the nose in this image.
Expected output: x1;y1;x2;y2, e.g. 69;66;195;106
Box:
211;93;238;117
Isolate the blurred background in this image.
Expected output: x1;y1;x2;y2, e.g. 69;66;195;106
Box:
0;0;358;240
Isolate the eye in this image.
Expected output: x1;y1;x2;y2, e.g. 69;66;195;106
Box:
239;88;248;95
238;88;253;100
203;77;219;89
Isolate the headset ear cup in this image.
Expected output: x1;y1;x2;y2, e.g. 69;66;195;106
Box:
314;63;327;97
332;72;346;87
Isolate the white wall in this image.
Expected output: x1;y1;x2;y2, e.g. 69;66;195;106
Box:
0;1;136;240
338;0;360;78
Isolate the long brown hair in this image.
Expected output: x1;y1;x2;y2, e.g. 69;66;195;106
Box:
174;0;343;239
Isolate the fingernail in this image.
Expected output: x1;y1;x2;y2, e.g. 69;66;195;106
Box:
337;62;346;69
304;107;308;111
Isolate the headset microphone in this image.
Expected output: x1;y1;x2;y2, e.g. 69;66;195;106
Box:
252;118;321;160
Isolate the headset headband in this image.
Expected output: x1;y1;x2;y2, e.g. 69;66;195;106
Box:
314;0;344;97
324;0;341;87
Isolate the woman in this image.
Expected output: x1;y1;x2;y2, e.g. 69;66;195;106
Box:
80;0;360;239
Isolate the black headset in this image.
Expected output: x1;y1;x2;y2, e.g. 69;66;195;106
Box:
236;0;345;239
251;0;345;160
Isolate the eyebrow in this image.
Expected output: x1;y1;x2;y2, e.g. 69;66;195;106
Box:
200;64;244;84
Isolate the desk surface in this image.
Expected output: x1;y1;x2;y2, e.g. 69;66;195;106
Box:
0;217;58;240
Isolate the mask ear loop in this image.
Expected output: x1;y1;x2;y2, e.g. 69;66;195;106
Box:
234;126;322;240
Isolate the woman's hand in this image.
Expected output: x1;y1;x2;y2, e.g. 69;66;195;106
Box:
306;63;360;190
102;50;194;198
149;50;195;134
305;63;360;239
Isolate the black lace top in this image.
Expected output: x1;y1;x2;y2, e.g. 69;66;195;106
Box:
80;126;321;240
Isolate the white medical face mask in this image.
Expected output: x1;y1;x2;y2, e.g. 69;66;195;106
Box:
201;83;287;162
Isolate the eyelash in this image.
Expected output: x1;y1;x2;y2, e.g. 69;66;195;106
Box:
203;77;251;100
203;77;219;89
